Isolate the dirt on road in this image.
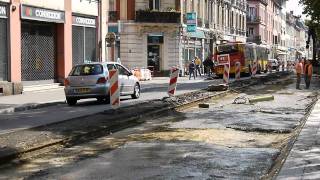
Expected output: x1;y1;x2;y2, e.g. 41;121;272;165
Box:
0;74;318;179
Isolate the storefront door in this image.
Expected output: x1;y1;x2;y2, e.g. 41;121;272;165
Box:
148;45;161;72
21;22;56;81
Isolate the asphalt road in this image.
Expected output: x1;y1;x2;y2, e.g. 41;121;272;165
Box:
2;74;318;179
0;78;219;135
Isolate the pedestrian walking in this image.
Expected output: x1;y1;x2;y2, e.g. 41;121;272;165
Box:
195;56;202;77
203;55;214;77
304;59;313;89
295;58;303;89
189;60;196;80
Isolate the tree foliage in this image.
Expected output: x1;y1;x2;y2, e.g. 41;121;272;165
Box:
299;0;320;22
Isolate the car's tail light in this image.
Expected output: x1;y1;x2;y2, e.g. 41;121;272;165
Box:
64;79;70;86
97;77;108;84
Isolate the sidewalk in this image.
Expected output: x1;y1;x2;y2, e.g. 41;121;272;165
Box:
0;76;207;114
277;98;320;179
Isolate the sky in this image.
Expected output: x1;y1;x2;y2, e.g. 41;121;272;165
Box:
286;0;307;19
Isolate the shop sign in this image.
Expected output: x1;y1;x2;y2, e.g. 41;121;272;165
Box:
21;5;65;23
72;16;96;27
0;5;7;18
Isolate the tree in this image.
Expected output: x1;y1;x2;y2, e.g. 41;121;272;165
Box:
301;0;320;61
299;0;320;22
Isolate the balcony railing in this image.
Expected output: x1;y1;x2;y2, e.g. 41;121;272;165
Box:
135;10;181;23
247;35;262;44
109;11;119;22
259;0;268;5
247;16;262;24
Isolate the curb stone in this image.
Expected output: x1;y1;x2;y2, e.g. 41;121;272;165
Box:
0;101;65;114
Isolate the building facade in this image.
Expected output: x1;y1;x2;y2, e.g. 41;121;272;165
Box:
107;0;247;76
286;11;308;61
0;0;109;95
247;0;291;61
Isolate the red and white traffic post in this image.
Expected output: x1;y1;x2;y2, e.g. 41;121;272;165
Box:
109;69;120;109
168;67;179;97
251;61;257;77
235;61;241;81
217;54;230;84
223;63;230;84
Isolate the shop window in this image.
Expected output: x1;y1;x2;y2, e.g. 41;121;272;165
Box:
0;19;7;81
72;26;97;66
85;27;97;62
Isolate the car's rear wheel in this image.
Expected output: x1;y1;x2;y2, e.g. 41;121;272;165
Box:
66;98;77;106
131;83;140;99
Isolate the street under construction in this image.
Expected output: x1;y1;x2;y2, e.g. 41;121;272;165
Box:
0;72;318;179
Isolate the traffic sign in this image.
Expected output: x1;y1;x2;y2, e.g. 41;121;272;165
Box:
186;12;197;32
217;54;230;65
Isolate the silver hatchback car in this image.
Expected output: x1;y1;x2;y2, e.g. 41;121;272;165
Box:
64;62;140;105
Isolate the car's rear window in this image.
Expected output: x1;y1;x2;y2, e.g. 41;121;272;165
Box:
70;64;103;76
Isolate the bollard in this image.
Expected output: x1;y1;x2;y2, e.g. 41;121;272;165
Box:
223;63;230;84
109;69;120;109
235;62;241;80
252;61;257;77
168;67;179;97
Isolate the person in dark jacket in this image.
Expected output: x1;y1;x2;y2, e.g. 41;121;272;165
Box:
203;55;214;77
189;60;196;80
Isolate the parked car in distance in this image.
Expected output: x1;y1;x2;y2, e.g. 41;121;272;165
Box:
268;59;279;71
64;62;140;106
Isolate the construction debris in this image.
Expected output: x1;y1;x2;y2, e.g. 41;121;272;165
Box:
249;95;275;103
199;103;210;108
233;96;249;104
207;84;229;92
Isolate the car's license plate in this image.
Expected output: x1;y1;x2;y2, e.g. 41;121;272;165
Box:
75;88;90;93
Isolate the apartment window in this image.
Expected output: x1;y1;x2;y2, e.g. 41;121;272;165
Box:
249;7;256;17
109;0;116;11
249;28;254;36
184;0;187;14
197;0;200;15
149;0;160;10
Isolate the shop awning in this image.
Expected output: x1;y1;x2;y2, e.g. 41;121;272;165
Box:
296;51;305;55
187;30;205;39
277;50;287;55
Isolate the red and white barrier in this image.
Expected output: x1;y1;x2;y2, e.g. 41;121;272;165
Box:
235;62;241;80
223;63;230;84
168;67;179;97
109;69;120;109
252;61;257;76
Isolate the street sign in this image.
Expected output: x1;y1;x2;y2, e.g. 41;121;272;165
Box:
106;32;116;44
186;12;197;32
187;25;197;33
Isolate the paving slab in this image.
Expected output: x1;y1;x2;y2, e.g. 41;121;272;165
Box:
277;100;320;179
